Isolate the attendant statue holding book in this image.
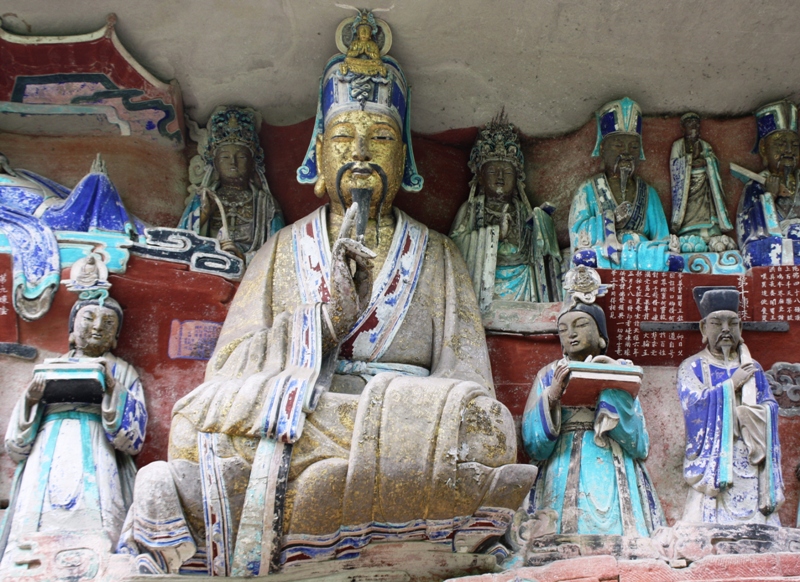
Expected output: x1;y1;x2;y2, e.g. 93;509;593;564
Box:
521;267;664;538
0;290;147;573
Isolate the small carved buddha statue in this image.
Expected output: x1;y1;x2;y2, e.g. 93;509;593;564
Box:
339;11;387;77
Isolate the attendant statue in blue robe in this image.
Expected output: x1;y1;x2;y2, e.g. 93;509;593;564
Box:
521;270;665;538
0;294;147;574
677;287;783;524
670;112;736;253
450;113;562;309
569;97;679;272
737;100;800;267
179;106;283;264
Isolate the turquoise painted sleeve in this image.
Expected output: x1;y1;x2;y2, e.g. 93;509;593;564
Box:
569;183;604;250
522;368;560;462
719;379;735;488
576;433;623;535
598;389;649;459
644;186;670;241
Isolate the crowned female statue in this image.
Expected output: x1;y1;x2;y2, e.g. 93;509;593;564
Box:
179;105;284;263
450;114;562;309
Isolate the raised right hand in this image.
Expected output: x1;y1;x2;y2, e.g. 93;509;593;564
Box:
328;203;376;340
199;189;213;224
731;362;757;391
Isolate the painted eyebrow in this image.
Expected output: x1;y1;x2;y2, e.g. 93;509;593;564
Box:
371;122;398;131
328;121;354;130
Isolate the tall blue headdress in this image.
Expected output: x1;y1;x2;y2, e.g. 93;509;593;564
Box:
296;12;423;192
753;100;798;154
591;97;645;160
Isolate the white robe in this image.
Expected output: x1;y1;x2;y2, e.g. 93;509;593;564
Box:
0;353;146;570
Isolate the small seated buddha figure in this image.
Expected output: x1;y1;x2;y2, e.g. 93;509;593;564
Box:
339;9;387;77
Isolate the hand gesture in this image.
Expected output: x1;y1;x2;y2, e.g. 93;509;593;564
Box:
731;362;756;391
614;201;632;226
499;204;510;241
765;175;786;197
97;358;117;392
25;373;46;405
220;239;244;261
547;359;570;407
199;188;213;224
328;203;376;340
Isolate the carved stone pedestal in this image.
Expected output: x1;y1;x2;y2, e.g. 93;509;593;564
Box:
653;523;800;564
0;533;134;581
521;534;662;567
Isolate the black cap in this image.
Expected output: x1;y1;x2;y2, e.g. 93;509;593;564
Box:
693;286;739;319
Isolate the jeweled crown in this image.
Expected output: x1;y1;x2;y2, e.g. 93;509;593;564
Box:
201;105;265;167
469;112;525;178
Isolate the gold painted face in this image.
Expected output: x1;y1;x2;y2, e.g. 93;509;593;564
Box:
357;24;371;41
72;305;119;357
760;130;800;177
316;110;405;218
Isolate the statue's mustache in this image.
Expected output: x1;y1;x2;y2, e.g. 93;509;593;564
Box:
334;162;389;242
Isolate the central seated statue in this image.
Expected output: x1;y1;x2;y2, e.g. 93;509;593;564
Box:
120;12;536;577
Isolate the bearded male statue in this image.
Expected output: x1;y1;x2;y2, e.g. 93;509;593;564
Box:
119;11;536;577
569;97;677;272
737;100;800;267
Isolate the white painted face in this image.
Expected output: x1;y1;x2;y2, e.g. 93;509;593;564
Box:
558;311;604;361
700;310;742;357
72;304;119;357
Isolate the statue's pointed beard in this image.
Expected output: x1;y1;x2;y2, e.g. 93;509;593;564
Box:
614;156;635;198
335;162;389;243
783;162;795;187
